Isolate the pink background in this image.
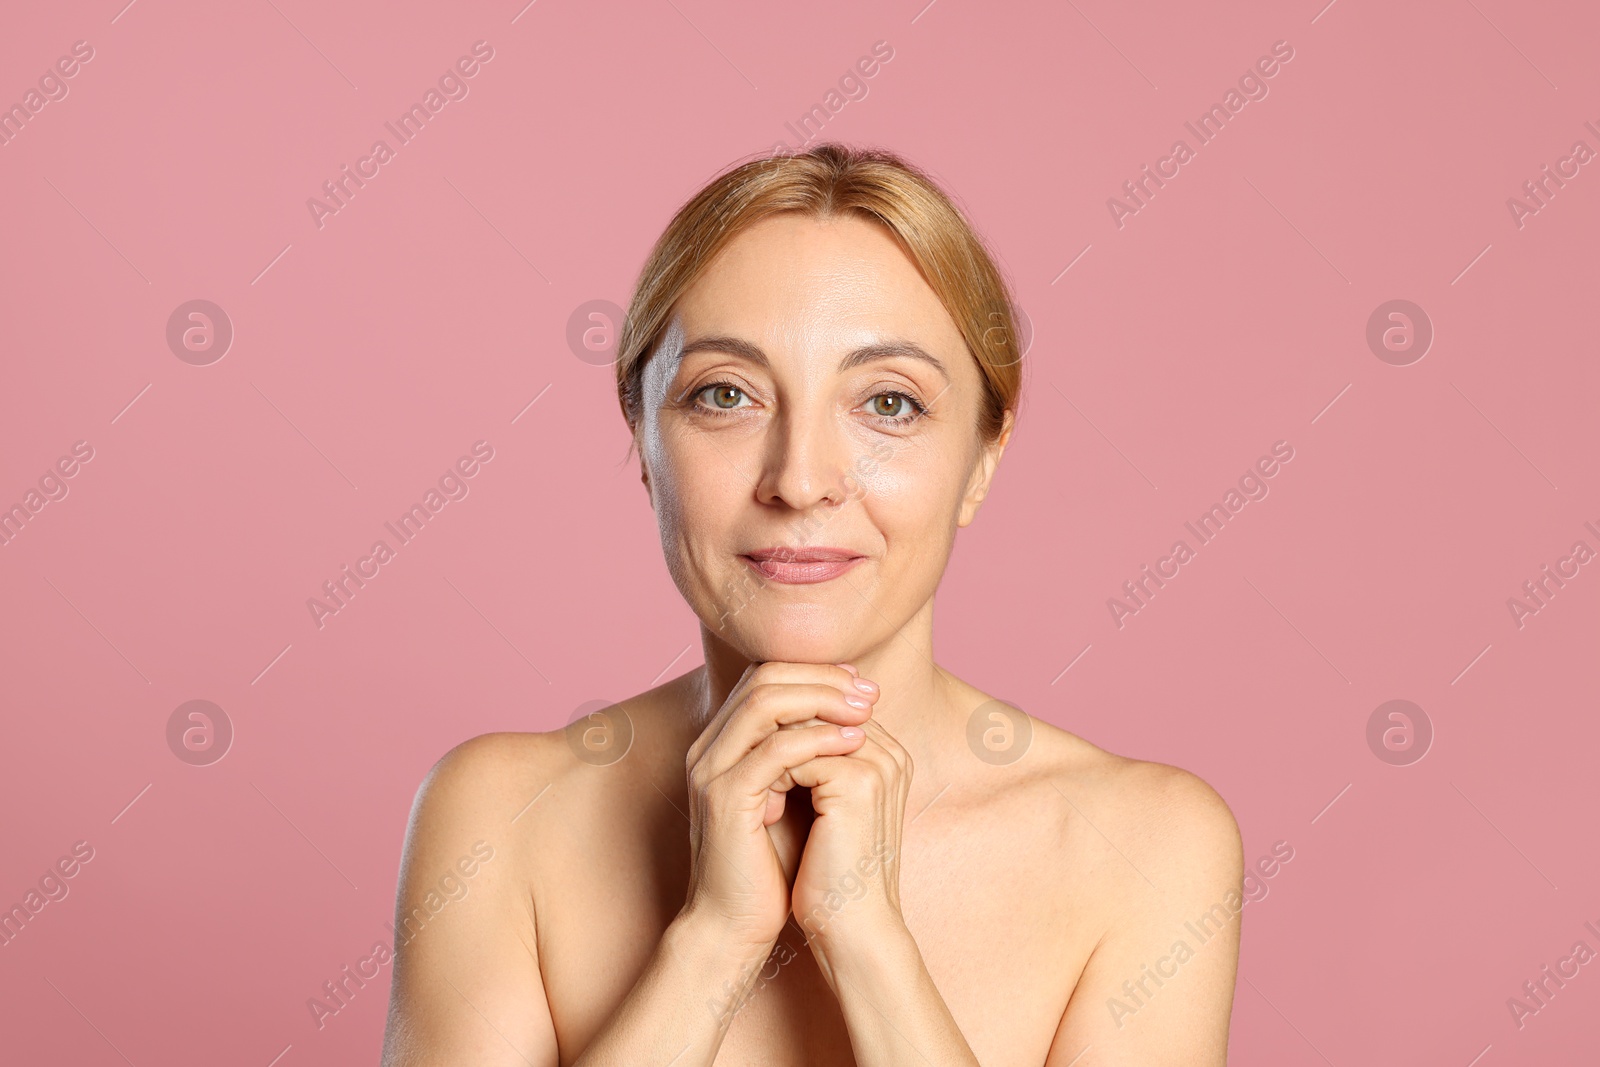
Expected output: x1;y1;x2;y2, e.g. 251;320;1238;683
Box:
2;0;1597;1063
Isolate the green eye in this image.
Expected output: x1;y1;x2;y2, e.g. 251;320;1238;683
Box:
710;385;743;408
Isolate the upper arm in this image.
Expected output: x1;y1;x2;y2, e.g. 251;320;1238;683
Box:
381;733;561;1067
1046;764;1244;1066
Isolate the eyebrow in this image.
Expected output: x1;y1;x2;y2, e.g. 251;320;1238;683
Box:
677;335;951;383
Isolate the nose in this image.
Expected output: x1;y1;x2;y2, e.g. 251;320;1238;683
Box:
754;404;850;512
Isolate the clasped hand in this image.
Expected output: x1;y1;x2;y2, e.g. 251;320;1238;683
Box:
682;661;913;991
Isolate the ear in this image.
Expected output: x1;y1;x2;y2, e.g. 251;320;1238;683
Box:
637;440;654;509
957;410;1013;528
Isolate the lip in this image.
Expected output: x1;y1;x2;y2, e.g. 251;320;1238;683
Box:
741;547;865;585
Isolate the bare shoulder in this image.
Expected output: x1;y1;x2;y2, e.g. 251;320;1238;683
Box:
383;730;573;1067
1023;714;1242;870
1016;719;1245;1063
407;730;567;831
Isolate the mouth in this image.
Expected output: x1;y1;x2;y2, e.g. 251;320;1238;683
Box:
741;547;866;585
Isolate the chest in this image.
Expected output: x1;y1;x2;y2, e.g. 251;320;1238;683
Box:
538;800;1103;1066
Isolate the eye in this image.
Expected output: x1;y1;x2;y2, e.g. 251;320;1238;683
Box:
692;382;753;412
865;390;927;424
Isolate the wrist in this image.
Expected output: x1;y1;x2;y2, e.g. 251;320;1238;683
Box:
812;910;917;987
665;908;780;1025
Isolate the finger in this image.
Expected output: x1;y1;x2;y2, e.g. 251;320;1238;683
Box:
696;678;876;782
689;662;875;767
714;722;867;817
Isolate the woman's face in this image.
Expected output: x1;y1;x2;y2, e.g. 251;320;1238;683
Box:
635;211;1011;664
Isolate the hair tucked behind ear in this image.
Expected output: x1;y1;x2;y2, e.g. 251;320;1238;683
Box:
614;143;1024;457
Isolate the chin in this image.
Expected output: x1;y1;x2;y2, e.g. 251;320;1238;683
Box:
710;604;862;665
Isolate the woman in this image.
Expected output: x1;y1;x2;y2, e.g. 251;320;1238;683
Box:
381;143;1243;1066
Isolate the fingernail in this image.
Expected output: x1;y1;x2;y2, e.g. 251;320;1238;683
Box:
837;662;859;676
846;695;869;709
839;726;865;739
853;678;877;694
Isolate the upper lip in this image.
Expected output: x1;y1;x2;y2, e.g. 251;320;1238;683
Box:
743;547;864;562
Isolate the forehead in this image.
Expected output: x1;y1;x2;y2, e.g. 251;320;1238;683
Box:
671;212;970;371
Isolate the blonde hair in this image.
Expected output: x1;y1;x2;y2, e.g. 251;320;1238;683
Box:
615;143;1024;448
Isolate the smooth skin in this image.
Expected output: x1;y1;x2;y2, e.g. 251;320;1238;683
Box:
381;212;1243;1066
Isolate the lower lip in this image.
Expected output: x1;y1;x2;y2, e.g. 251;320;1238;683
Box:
742;555;864;584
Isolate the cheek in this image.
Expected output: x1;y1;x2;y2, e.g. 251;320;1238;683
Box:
855;442;965;546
